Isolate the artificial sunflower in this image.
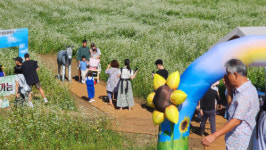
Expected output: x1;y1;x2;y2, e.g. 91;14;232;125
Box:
179;116;190;134
147;71;187;125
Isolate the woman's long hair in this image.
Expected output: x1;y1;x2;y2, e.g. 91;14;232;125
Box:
124;59;130;71
256;98;266;138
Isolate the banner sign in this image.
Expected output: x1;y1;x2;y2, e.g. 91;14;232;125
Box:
0;28;28;59
0;75;16;97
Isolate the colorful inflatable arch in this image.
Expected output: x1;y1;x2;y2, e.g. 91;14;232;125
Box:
156;35;266;149
0;28;28;58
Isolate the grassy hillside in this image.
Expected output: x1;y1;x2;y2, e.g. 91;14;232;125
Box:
0;0;265;99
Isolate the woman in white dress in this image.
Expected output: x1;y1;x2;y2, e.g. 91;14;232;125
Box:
116;59;138;110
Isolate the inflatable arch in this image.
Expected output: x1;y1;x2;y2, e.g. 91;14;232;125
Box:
156;35;266;149
0;28;28;59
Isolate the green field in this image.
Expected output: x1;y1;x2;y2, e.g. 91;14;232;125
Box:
1;0;266;98
0;0;266;149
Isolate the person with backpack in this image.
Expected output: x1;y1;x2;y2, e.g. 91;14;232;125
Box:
116;59;138;110
14;57;32;107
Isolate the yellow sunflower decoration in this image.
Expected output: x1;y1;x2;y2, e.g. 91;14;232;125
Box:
179;116;190;134
147;71;187;125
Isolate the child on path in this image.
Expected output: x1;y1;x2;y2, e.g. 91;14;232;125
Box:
86;71;95;103
79;55;88;84
0;65;5;77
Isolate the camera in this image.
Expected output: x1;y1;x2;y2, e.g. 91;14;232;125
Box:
135;67;139;71
152;71;155;73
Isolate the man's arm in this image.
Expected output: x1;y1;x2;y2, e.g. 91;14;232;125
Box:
202;118;241;147
131;70;138;80
36;61;40;71
15;81;19;98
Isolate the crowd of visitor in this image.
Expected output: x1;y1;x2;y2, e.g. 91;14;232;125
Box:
8;53;49;108
76;41;170;111
201;59;266;149
2;40;265;148
76;39;139;110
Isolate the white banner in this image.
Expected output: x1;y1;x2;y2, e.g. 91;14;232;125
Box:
0;75;16;97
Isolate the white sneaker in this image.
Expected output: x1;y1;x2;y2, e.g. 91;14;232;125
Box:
97;80;99;83
88;99;95;103
82;80;85;84
28;102;34;107
44;98;48;103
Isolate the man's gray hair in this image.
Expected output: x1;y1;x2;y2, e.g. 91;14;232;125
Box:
225;59;247;76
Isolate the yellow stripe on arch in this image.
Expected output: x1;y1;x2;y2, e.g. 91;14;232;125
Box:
238;46;266;66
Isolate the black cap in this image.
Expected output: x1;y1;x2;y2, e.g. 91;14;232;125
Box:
24;53;30;58
82;39;87;43
13;57;23;63
91;43;95;47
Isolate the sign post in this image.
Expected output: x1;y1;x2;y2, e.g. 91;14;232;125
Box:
0;75;16;97
0;28;28;59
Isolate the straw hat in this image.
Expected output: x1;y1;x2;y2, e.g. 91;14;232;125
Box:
0;65;5;69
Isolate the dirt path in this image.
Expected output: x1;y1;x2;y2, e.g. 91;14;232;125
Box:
40;54;158;135
40;54;227;149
